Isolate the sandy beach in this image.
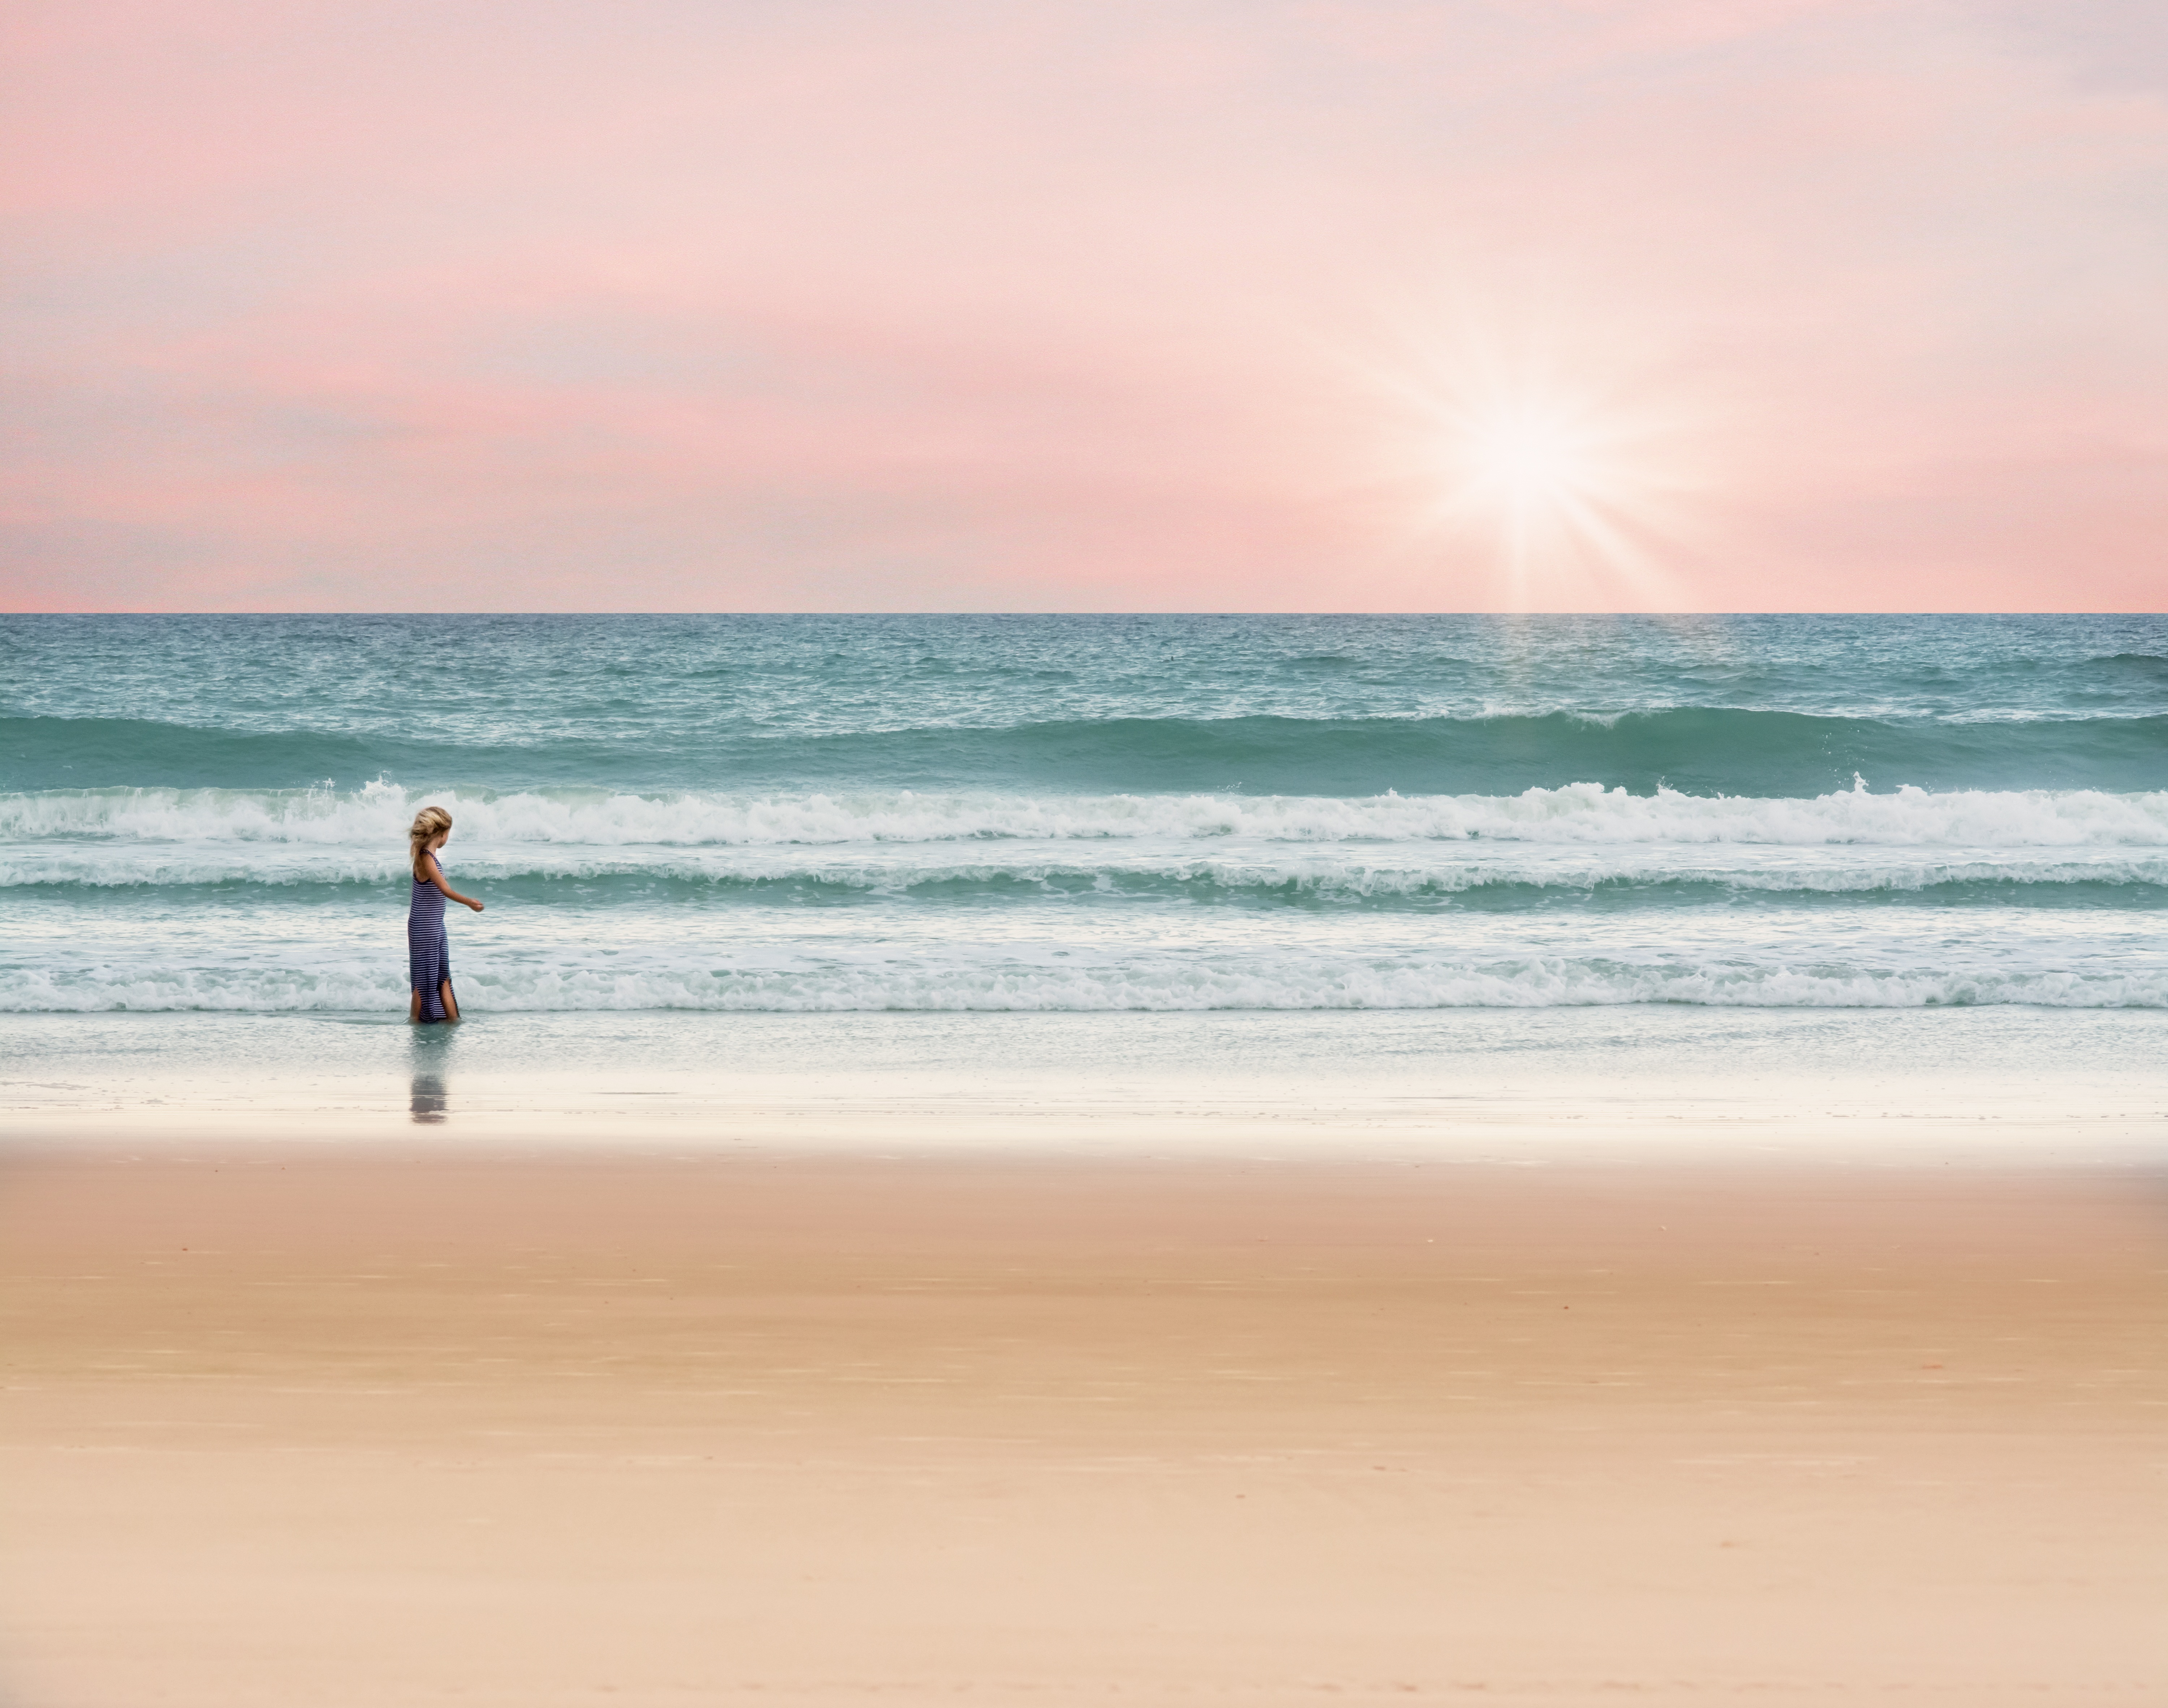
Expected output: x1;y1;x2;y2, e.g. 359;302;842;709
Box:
3;1133;2161;1706
10;0;2168;1687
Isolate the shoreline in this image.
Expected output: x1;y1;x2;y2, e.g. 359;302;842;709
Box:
6;1006;2165;1166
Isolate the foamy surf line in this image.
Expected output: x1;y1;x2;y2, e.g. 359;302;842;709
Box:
6;846;2166;893
7;780;2167;848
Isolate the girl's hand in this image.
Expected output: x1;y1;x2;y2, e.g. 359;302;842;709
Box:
469;899;485;913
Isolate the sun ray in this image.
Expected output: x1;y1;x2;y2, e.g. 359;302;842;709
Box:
1350;299;1721;610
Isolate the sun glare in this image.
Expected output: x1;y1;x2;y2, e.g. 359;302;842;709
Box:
1356;301;1715;607
1404;357;1707;606
1463;406;1598;515
1432;385;1653;594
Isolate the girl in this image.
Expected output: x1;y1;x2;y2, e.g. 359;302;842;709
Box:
408;805;483;1023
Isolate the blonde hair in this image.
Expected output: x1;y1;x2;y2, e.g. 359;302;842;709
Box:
409;806;453;881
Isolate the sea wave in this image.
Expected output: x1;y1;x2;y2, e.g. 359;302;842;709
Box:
5;778;2165;856
7;706;2166;796
5;843;2165;899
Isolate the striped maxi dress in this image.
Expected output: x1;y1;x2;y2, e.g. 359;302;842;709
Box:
408;855;453;1021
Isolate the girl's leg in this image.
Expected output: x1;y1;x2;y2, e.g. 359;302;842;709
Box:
439;980;460;1022
409;989;422;1023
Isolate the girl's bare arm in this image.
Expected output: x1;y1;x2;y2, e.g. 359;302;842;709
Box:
426;857;485;912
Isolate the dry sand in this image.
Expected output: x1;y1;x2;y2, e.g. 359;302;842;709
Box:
1;1139;2163;1705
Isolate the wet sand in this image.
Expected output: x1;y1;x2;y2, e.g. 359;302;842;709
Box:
1;1139;2163;1705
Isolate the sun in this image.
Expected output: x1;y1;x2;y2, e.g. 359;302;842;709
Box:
1462;405;1600;518
1354;301;1716;607
1417;362;1705;606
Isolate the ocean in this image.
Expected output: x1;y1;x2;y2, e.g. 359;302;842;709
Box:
3;612;2164;1020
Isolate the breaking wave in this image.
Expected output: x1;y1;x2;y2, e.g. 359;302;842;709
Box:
6;778;2165;854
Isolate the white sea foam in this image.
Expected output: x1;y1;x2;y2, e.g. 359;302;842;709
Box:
4;841;2164;894
4;779;2165;855
10;780;2160;1014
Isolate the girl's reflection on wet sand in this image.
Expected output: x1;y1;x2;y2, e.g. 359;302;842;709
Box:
410;1071;448;1124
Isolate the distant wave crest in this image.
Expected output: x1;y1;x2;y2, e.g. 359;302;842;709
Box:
5;706;2166;795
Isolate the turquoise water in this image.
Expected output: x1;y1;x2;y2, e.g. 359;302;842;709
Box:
3;614;2163;1016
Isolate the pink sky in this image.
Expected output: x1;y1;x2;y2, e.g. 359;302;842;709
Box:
4;0;2164;611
